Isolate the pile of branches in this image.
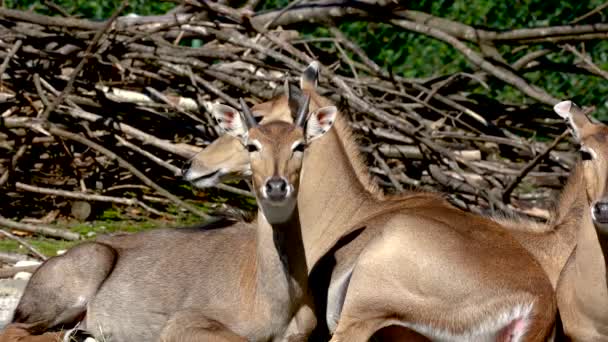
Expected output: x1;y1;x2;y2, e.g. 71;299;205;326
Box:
0;0;606;255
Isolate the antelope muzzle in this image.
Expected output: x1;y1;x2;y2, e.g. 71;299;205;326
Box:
264;177;291;203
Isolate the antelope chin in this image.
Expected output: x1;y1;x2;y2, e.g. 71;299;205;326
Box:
259;196;297;224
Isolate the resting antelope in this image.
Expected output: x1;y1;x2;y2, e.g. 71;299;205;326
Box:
191;92;608;341
551;101;608;341
184;62;557;341
0;96;337;341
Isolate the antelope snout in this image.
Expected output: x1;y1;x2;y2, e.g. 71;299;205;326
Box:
181;159;225;189
592;200;608;234
264;177;290;202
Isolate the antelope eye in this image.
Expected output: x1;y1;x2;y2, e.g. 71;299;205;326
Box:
246;143;260;153
580;148;593;161
292;142;305;153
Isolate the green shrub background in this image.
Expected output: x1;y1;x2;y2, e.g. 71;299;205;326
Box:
7;0;607;118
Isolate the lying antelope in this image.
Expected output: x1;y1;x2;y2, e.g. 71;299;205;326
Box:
1;96;337;341
551;101;608;341
192;95;608;341
184;62;557;341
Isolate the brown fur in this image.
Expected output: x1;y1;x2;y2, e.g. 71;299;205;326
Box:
248;121;305;200
186;75;557;341
272;90;384;199
5;224;312;342
553;103;608;341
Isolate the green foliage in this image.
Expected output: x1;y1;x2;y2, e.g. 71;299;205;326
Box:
4;0;174;19
335;0;607;117
6;0;607;117
0;210;207;256
255;0;607;117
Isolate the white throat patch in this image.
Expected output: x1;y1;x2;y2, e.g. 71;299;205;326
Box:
259;197;297;224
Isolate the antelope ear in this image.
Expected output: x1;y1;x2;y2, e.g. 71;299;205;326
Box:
300;61;319;91
287;81;306;118
553;100;592;142
211;104;247;139
306;106;337;142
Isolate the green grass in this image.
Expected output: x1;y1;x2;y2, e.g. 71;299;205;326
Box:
0;238;78;257
1;181;255;258
0;206;224;257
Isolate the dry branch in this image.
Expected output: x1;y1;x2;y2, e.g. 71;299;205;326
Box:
0;252;34;264
0;0;602;243
47;125;213;220
15;182;166;217
0;265;39;278
0;216;79;241
0;229;47;260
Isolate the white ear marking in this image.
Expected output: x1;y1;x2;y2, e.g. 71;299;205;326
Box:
553;100;592;142
553;101;572;120
211;104;247;139
306;106;337;142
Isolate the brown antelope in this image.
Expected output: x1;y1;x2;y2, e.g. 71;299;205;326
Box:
0;96;337;342
551;101;608;341
184;62;557;341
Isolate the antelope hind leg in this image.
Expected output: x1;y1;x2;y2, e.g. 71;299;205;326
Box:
11;242;117;333
159;310;246;342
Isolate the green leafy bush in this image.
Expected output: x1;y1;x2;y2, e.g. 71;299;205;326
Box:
6;0;608;117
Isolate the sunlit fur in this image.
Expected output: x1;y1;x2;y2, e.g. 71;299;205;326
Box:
183;63;558;341
183;134;251;188
248;122;305;224
552;101;608;341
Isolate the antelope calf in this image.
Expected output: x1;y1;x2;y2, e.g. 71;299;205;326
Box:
185;62;557;341
1;96;336;341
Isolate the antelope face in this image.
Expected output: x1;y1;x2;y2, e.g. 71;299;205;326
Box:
212;95;336;224
246;121;306;223
554;100;608;235
182;135;251;188
182;61;321;191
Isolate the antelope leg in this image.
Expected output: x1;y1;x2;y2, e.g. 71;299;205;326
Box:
12;242;117;332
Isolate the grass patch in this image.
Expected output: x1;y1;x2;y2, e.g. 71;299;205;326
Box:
0;205;229;257
0;237;78;256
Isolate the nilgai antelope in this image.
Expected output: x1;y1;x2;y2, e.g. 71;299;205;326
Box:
552;101;608;341
0;97;337;342
184;62;556;341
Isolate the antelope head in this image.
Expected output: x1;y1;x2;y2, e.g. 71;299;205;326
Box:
211;94;336;224
182;134;251;188
183;61;322;190
554;100;608;235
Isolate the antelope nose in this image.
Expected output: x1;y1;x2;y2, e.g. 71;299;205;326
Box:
265;178;288;201
592;201;608;224
181;160;192;177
